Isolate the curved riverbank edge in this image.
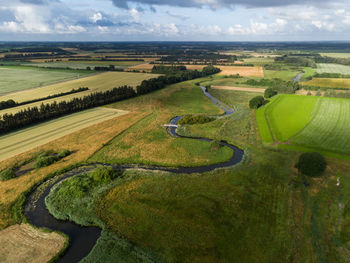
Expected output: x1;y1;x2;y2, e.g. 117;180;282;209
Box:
24;85;245;262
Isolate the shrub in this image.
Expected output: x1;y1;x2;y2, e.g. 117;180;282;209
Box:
90;166;118;183
35;155;59;169
210;140;222;151
178;115;215;125
0;168;16;181
249;96;266;109
296;152;327;177
264;88;277;98
58;149;71;158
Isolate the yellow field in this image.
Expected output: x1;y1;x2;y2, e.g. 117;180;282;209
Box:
302;78;350;89
0;111;147;228
0;107;127;162
0;71;159;115
0;224;66;263
211;85;265;93
127;63;264;77
218;66;264;76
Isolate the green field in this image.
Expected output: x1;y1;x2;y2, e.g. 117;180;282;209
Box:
25;60;144;70
257;94;350;155
0;66;91;95
302;78;350;89
291;98;350;154
316;63;350;74
264;95;318;142
263;69;300;80
320;53;350;58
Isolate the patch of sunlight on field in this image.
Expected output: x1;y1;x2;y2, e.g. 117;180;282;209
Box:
316;64;350;74
291;98;350;154
265;95;318;142
0;66;90;95
0;107;128;162
320;53;350;58
0;71;159;115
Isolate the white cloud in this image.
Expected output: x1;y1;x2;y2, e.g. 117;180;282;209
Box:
90;12;102;23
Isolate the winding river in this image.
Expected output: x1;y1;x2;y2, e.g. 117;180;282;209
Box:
24;85;244;262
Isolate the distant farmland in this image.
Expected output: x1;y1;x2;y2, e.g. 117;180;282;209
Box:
316;63;350;74
0;66;91;95
0;107;127;162
0;71;159;115
302;78;350;89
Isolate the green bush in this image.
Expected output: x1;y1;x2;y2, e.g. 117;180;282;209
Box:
210;140;222;151
264;88;277;98
296;152;327;177
249;96;266;109
35;155;59;169
178;115;215;125
0;168;16;181
58;149;71;158
90;166;118;183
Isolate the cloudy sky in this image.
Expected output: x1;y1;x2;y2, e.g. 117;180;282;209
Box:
0;0;350;41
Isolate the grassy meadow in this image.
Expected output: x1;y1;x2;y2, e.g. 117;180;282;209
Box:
0;66;91;95
316;63;350;74
89;80;234;167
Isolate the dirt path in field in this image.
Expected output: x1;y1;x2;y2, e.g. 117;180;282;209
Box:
211;85;265;93
0;224;66;263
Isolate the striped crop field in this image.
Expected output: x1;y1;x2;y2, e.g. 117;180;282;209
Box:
0;107;127;162
0;71;159;115
316;63;350;74
257;94;350;155
291;98;350;154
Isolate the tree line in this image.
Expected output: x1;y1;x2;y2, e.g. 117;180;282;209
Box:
0;87;89;111
0;65;220;134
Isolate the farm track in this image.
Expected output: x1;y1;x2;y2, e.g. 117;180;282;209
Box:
24;85;245;263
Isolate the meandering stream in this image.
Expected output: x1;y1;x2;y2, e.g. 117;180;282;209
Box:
24;85;244;262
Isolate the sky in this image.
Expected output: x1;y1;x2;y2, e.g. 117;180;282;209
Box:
0;0;350;41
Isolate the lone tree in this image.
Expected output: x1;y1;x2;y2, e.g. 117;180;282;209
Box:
296;152;327;177
264;88;277;98
249;96;265;109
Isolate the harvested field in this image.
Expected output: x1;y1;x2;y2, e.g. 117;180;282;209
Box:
0;107;127;162
211;85;265;93
0;71;159;115
128;64;264;77
302;78;350;89
0;224;66;263
217;66;264;77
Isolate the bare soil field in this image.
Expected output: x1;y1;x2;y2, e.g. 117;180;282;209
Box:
0;107;127;162
211;85;265;93
0;224;66;263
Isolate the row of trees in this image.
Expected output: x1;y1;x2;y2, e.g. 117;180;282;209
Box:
0;66;220;134
245;78;300;94
137;65;220;95
0;87;89;111
0;86;136;133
